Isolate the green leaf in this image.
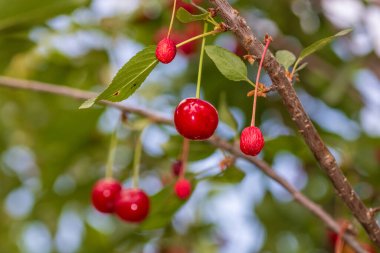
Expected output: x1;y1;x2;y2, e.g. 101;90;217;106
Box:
80;46;158;108
205;45;248;82
293;29;352;70
176;7;209;23
218;93;238;133
275;50;296;70
208;166;245;184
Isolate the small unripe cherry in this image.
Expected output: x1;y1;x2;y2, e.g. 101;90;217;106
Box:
174;98;219;140
240;126;264;156
174;178;192;199
115;188;150;223
91;179;122;213
172;160;183;177
156;38;177;64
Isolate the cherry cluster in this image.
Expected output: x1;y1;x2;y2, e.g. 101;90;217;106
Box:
155;11;265;157
91;179;150;223
90;0;265;224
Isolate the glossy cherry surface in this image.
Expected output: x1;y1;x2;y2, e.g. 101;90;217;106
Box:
174;98;218;140
115;188;150;223
91;179;122;213
156;38;176;64
240;126;264;156
174;178;192;200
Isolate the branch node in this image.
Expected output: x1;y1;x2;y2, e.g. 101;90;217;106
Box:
368;207;380;219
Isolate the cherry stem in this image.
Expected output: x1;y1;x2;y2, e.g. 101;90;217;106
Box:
132;131;143;188
105;123;119;179
180;138;190;179
167;0;177;38
251;36;272;127
176;29;218;48
195;22;208;99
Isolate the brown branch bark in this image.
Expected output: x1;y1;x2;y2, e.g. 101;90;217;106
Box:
0;76;366;252
209;0;380;248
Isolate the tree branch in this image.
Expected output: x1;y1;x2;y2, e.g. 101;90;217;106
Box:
0;76;366;252
209;0;380;248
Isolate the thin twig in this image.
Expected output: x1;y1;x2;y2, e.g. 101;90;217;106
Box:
209;0;380;249
0;75;365;252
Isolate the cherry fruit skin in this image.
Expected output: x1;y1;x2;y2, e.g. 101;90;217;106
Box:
172;160;183;177
115;188;150;223
174;98;218;140
240;126;265;156
156;38;177;64
91;179;122;213
174;178;192;199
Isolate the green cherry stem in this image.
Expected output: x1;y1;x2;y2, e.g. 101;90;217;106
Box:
132;131;143;188
180;138;190;179
251;36;272;127
176;28;218;49
105;123;119;179
167;0;177;38
195;22;208;99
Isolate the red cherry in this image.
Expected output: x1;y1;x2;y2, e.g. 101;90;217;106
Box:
174;178;192;199
174;98;218;140
172;160;183;177
91;179;122;213
240;126;265;156
156;38;177;64
115;188;150;223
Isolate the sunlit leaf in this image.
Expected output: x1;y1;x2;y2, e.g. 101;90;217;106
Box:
80;46;158;108
205;45;248;82
293;29;352;70
275;50;296;70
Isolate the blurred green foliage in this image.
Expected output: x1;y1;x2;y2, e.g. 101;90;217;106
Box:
0;0;380;253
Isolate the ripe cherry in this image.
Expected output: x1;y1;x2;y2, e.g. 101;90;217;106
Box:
172;160;183;177
174;98;218;140
240;126;264;156
156;38;177;64
115;188;150;223
174;178;192;199
91;179;122;213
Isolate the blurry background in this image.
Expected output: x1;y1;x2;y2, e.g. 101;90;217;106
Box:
1;0;380;252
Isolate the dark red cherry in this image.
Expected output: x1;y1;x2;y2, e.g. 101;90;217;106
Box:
240;126;264;156
174;98;218;140
174;178;192;199
156;38;177;64
115;188;150;223
91;179;122;213
172;160;183;177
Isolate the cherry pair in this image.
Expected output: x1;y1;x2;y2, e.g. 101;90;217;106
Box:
91;179;150;223
173;97;264;156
